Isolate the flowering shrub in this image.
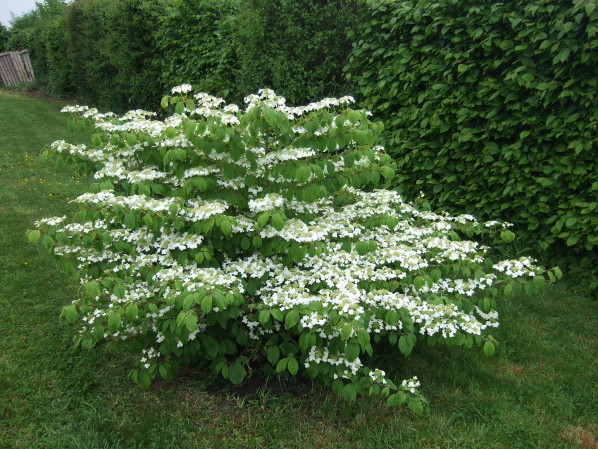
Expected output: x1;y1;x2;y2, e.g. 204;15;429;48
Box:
30;86;558;412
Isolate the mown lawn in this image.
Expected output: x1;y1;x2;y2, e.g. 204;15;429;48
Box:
0;90;596;449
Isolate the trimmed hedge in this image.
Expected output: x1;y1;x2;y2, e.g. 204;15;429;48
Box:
347;0;597;279
62;0;168;110
154;0;239;103
7;0;357;109
0;24;10;52
233;0;360;105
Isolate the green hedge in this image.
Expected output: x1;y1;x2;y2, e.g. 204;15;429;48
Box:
233;0;360;105
347;0;598;279
0;24;10;52
153;0;239;103
7;0;357;108
62;0;167;110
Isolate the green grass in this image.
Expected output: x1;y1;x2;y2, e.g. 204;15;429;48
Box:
1;90;597;449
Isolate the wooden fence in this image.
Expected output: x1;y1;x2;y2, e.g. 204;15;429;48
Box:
0;50;35;87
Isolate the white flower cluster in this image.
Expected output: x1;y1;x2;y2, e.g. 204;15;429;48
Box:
305;346;362;377
244;88;356;119
171;84;193;94
368;369;388;385
35;216;66;227
60;105;89;113
74;191;178;213
493;257;539;277
401;376;421;394
248;193;285;213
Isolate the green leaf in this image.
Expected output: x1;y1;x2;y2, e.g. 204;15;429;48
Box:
271;212;286;231
399;335;414;356
92;324;104;340
413;276;425;290
27;230;41;243
159;364;170;380
124;133;136;146
381;166;395;180
345;343;360;362
81;336;93;349
108;312;121;333
355;241;369;256
340;323;353;342
113;284;126;299
228;363;246;385
252;235;263;248
267;346;280;365
387;392;407;406
295;165;312;183
125;303;138;321
84;282;100;298
385;309;397;324
285;310;300;328
63;304;78;323
185;314;198;333
408;399;424;415
500;230;516;242
483;341;495;357
220;220;232;236
256;212;271;228
358;328;370;348
332;378;344;395
259;310;270;325
201;295;213;314
276;358;288;373
342;383;357;402
241;237;251;250
137;370;151;390
271;309;283;321
287;357;299;375
183;294;194;310
532;276;546;290
124;213;137;230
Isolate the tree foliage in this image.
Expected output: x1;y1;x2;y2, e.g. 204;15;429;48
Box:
0;24;10;52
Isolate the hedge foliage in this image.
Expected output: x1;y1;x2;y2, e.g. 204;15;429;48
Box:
346;0;597;280
233;0;359;105
61;0;168;110
6;0;355;108
0;24;10;52
153;0;239;102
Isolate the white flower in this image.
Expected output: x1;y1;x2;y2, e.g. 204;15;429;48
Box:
171;84;193;94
